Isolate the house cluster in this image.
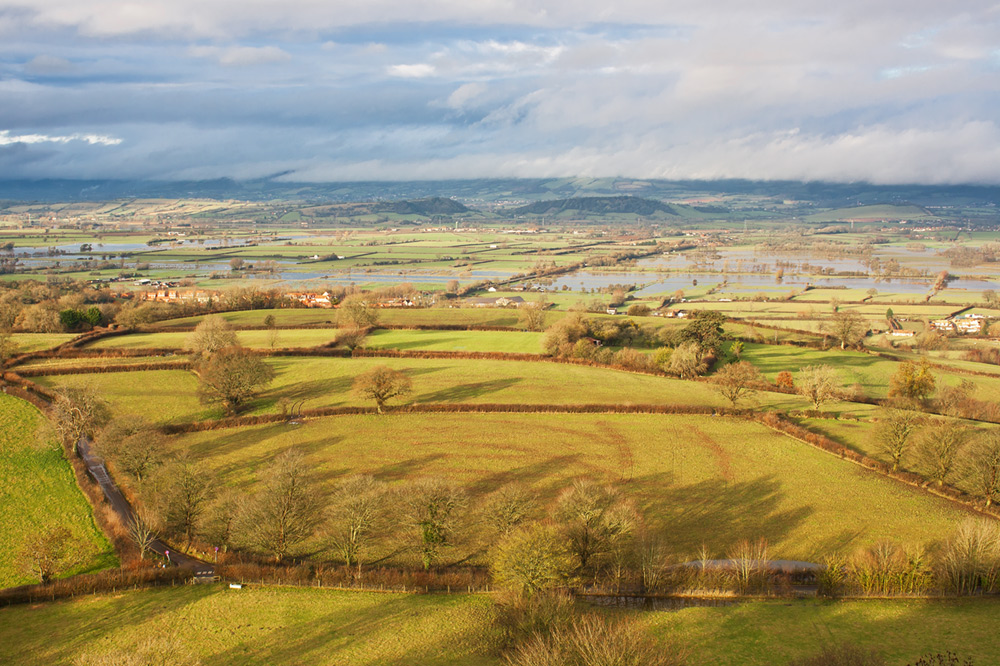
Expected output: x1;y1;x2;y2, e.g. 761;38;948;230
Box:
931;313;989;334
286;291;334;308
466;296;527;308
134;288;217;304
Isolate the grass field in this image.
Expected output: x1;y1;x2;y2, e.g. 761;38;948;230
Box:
89;328;545;354
164;412;970;561
2;585;997;666
9;333;77;352
736;342;1000;401
33;357;829;425
0;395;116;587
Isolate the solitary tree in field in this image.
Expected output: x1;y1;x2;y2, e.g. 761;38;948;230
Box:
965;432;1000;506
872;408;921;472
197;346;275;414
186;315;238;356
713;360;763;407
888;360;936;404
241;449;323;562
825;310;867;350
918;423;968;487
775;370;794;390
353;365;412;413
729;340;744;360
400;479;468;570
339;294;379;328
797;365;840;411
325;475;389;570
518;299;548;332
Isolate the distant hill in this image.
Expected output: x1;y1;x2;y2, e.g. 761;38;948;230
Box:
512;196;677;216
371;197;469;216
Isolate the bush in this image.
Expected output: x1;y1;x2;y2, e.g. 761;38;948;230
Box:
492;523;574;594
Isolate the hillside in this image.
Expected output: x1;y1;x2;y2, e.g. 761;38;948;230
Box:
512;196;677;216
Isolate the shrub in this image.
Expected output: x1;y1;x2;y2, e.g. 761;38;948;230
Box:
492;523;575;594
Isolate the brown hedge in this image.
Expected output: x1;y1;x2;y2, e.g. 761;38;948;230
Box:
0;566;190;606
16;361;193;377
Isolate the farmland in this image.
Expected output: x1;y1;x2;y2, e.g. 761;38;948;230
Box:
2;585;999;666
3;188;1000;665
0;394;116;587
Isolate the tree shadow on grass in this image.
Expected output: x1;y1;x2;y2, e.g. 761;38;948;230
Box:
376;335;462;351
414;378;521;403
636;473;813;558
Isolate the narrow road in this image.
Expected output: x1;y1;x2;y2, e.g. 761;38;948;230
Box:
77;437;215;578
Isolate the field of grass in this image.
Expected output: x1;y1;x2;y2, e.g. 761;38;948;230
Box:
652;597;1000;665
165;412;970;561
88;328;545;354
736;342;1000;401
34;357;827;425
9;333;77;352
0;586;497;666
2;585;997;666
0;395;116;587
150;307;545;330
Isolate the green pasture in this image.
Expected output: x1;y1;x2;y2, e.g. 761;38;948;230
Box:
166;412;970;561
150;307;541;330
653;597;1000;666
9;333;76;352
0;394;116;587
89;328;546;354
35;356;826;425
735;341;1000;401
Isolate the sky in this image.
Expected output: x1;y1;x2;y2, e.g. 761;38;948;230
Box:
1;1;999;184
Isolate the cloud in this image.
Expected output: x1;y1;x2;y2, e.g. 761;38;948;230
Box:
23;55;76;75
0;130;121;146
188;45;290;66
387;63;436;78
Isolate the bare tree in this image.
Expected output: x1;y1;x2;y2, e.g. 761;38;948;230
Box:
964;431;1000;506
127;510;159;560
400;479;468;570
797;364;840;411
17;526;80;584
240;449;322;561
825;310;867;350
482;485;536;540
917;423;968;487
713;360;763;407
186;315;237;356
518;299;548;332
352;365;412;413
148;457;212;549
196;346;275;414
325;475;389;570
339;294;380;328
872;408;921;472
51;388;111;455
554;480;635;573
333;327;368;350
95;415;165;481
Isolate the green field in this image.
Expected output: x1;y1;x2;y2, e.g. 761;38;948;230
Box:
150;307;543;330
164;412;969;561
9;333;77;353
34;357;826;425
0;395;116;587
89;328;545;354
2;585;997;666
